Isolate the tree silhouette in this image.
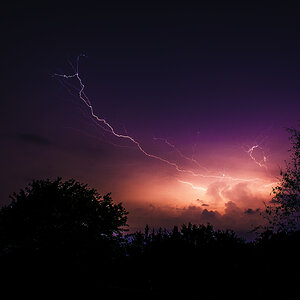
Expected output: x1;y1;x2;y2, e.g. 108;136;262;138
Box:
0;178;128;292
0;178;128;249
1;178;299;299
265;128;300;232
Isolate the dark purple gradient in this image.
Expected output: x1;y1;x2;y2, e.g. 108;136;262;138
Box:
1;1;299;236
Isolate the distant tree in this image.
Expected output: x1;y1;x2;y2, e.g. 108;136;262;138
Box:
181;222;215;246
0;178;128;254
265;128;300;232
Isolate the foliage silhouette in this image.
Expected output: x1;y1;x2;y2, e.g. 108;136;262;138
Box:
0;178;299;299
0;177;128;246
265;128;300;232
0;178;128;294
122;223;300;300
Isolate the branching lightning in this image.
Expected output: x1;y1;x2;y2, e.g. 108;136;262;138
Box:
54;55;273;188
153;137;209;171
55;56;207;176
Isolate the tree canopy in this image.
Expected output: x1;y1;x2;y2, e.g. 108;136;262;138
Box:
0;177;128;252
0;178;299;299
265;128;300;232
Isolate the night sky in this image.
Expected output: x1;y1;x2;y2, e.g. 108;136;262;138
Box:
2;1;300;236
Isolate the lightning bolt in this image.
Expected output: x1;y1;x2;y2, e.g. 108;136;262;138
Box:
153;137;209;172
177;180;207;192
54;55;270;184
55;55;204;176
246;145;268;168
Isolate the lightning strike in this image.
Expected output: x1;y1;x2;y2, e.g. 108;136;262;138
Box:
153;137;209;171
247;145;268;168
177;180;207;192
54;55;272;185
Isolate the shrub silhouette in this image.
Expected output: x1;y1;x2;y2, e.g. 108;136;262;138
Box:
122;223;300;300
0;178;128;293
0;177;128;247
0;178;299;299
265;128;300;232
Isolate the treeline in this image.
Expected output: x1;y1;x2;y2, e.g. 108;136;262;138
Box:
1;221;299;299
118;224;300;300
0;176;299;299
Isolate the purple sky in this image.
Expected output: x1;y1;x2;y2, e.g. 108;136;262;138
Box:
1;1;299;237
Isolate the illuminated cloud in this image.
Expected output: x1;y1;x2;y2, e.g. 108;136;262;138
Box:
1;1;298;239
127;197;266;239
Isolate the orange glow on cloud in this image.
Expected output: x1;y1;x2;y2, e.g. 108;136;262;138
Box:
109;152;278;235
52;59;287;236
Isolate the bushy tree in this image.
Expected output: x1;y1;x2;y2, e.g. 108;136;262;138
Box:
0;178;128;252
265;128;300;232
0;178;129;295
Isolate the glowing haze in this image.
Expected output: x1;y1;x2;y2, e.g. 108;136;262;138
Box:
53;54;284;235
1;1;300;237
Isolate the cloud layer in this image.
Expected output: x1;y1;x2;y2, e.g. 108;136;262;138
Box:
125;180;269;240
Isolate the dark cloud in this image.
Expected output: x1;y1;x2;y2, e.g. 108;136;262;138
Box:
16;133;52;146
201;209;220;223
201;204;209;207
224;201;242;215
244;208;260;215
